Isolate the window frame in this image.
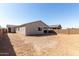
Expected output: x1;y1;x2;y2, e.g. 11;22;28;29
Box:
38;27;42;31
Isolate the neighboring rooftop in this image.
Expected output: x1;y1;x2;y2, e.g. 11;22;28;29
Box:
50;25;62;29
6;25;17;27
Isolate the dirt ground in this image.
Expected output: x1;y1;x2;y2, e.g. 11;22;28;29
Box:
1;33;79;56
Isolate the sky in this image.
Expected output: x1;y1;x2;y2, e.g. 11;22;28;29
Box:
0;3;79;28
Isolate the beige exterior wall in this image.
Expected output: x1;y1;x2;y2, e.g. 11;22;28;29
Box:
16;27;26;35
11;27;16;33
16;21;49;35
25;22;48;35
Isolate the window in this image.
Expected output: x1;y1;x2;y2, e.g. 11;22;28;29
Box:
38;27;42;31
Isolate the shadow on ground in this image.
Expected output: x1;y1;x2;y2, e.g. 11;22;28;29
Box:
0;34;16;56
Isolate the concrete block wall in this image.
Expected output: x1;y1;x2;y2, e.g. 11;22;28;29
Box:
0;29;7;39
53;29;79;34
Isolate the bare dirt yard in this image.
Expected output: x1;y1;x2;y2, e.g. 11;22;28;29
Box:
1;33;79;56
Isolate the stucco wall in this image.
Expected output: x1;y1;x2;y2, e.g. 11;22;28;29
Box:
25;21;48;35
16;27;26;35
11;27;16;33
16;21;48;35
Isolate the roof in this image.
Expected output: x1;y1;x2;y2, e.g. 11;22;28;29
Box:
7;25;17;27
16;20;49;28
50;25;62;28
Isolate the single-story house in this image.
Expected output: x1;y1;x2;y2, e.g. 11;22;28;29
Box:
15;20;49;35
6;25;16;33
49;25;62;30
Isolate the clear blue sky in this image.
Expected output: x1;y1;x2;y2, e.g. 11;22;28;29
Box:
0;3;79;28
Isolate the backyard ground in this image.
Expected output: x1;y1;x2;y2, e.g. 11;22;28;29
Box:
1;33;79;56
